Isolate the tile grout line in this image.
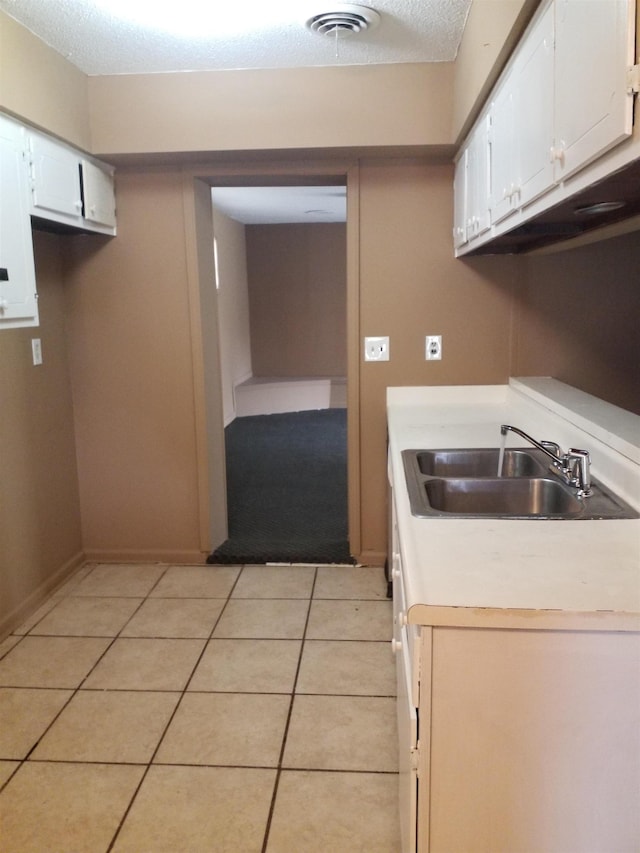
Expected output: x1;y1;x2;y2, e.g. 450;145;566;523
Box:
104;563;244;853
0;563;173;797
1;563;397;850
260;565;319;853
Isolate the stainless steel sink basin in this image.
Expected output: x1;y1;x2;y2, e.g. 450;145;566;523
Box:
402;448;639;520
415;447;548;478
425;477;582;517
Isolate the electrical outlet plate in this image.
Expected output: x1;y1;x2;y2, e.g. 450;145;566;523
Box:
364;336;390;362
425;335;442;361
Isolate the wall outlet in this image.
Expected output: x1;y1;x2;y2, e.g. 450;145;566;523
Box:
364;336;390;362
425;335;442;361
31;338;43;366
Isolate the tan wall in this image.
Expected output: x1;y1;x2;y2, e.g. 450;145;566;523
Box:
64;168;205;561
0;232;84;635
212;207;252;424
87;64;454;157
56;161;517;565
1;2;535;159
357;161;518;560
452;0;539;143
246;223;347;378
0;10;90;149
514;232;640;415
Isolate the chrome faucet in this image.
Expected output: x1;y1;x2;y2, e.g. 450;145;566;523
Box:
500;424;592;497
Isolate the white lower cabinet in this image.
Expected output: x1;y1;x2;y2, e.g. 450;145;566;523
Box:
394;595;640;851
390;495;420;853
395;609;418;853
0;116;38;328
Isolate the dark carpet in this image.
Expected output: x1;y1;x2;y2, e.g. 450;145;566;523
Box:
207;408;354;565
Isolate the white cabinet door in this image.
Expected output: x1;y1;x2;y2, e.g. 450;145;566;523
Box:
453;148;467;249
396;628;418;853
516;0;555;207
81;159;116;231
0;117;38;328
489;74;519;224
29;132;83;226
391;501;419;853
466;115;491;240
554;0;634;180
453;117;490;250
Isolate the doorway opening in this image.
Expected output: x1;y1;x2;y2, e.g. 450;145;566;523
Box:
205;180;354;564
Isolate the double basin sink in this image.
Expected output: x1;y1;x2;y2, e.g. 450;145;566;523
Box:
402;448;638;520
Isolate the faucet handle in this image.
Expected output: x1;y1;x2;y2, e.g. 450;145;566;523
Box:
540;440;562;459
567;448;592;496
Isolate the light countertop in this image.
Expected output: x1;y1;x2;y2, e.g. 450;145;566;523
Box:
387;378;640;631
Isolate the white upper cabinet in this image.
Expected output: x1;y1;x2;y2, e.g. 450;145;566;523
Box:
515;0;555;207
454;0;637;255
1;111;117;329
0;116;38;328
27;130;116;235
554;0;634;180
453;115;491;247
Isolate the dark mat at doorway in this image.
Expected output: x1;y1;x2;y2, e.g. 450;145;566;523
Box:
207;408;354;566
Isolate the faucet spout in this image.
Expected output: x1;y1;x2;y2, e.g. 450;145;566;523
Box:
500;424;563;467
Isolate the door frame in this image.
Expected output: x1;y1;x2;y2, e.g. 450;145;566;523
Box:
182;159;362;561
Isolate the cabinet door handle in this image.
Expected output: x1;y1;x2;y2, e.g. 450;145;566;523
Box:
390;639;402;654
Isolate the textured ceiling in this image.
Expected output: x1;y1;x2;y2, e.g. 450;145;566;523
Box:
0;0;472;75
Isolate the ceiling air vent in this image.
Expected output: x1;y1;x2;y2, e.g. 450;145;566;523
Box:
305;4;381;36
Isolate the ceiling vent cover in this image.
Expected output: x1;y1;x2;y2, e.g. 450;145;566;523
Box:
305;4;381;36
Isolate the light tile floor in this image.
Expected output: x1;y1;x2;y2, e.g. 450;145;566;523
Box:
0;563;400;852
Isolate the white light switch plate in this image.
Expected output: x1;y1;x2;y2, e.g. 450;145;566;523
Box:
31;338;43;365
364;336;390;361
